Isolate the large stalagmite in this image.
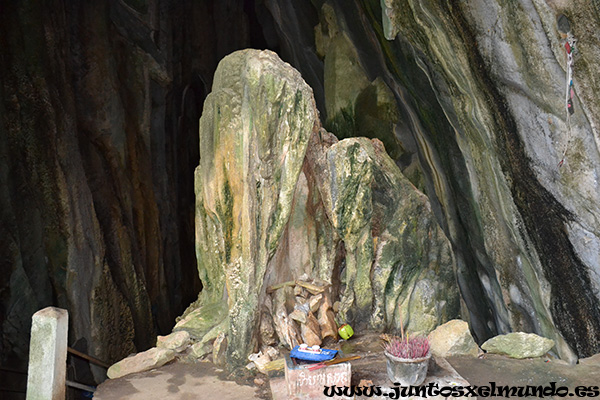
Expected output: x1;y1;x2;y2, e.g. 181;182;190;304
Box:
178;49;458;367
176;50;320;365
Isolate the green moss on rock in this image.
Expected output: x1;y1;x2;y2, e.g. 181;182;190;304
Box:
186;49;319;367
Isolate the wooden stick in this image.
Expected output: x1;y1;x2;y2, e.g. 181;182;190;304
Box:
67;347;110;369
266;280;295;293
307;355;361;371
324;355;361;365
295;280;329;294
66;379;96;392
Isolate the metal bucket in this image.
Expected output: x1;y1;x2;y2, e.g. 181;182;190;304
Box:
384;351;431;386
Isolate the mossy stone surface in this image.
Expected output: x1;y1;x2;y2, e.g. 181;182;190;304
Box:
482;332;555;359
190;49;318;367
314;137;459;333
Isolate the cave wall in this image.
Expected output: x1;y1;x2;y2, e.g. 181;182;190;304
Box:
266;0;600;360
0;0;267;369
3;0;600;374
377;0;600;360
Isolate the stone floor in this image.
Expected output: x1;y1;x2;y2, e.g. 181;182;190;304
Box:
449;353;600;396
93;361;268;400
93;332;600;400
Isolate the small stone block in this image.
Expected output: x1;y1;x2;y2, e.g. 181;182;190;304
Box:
284;355;352;399
156;330;191;352
107;347;176;379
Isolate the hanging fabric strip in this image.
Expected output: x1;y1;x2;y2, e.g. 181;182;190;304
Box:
559;36;575;168
565;41;573;114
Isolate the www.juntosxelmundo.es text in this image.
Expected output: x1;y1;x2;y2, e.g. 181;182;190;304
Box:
323;382;600;398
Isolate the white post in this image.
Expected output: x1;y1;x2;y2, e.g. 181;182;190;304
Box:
26;307;68;400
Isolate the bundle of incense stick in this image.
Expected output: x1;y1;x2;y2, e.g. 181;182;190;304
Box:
307;355;361;371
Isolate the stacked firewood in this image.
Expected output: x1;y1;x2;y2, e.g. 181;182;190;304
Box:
262;276;338;349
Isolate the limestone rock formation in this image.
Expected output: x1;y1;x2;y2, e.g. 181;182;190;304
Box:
156;331;191;353
428;320;480;358
6;0;600;375
310;136;459;334
182;49;320;366
181;49;458;367
315;3;421;189
377;0;600;362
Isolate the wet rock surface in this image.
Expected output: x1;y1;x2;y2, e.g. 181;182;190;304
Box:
0;0;263;371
